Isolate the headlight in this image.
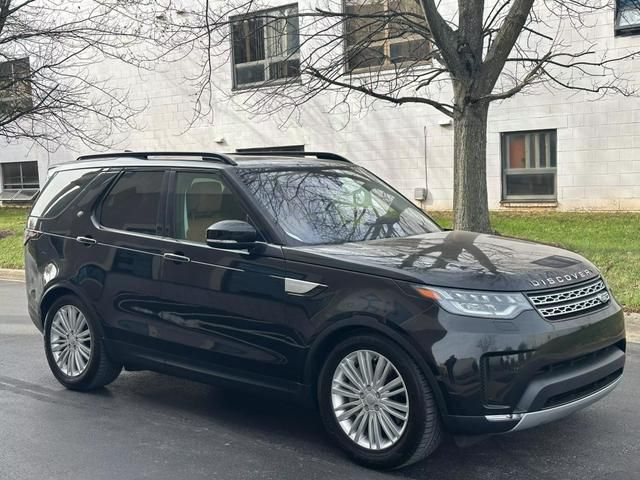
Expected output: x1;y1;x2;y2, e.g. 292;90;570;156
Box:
413;285;533;319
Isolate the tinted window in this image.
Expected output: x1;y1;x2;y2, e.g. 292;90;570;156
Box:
30;168;99;218
174;171;251;244
100;171;164;235
236;167;440;245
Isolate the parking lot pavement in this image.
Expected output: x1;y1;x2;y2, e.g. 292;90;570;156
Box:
1;279;638;480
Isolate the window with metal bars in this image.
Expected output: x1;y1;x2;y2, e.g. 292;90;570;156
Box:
0;161;40;203
501;130;557;202
616;0;640;35
1;161;39;190
0;58;33;115
344;0;430;72
231;5;300;88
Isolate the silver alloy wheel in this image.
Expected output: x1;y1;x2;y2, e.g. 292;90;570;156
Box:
331;350;409;450
49;305;92;377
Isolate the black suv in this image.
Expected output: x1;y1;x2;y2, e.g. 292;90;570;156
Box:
25;151;625;469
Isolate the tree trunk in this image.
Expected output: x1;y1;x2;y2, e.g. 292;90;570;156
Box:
453;101;492;233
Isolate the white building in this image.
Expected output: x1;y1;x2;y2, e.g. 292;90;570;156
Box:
1;0;640;211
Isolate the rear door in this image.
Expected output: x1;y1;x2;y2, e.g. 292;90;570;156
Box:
88;168;174;350
156;169;301;383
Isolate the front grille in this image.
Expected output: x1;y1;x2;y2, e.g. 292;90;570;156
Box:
527;278;610;320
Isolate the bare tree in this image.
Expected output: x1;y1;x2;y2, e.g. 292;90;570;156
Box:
158;0;638;232
0;0;175;150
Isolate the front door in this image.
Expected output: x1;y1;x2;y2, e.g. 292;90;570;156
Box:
157;170;302;384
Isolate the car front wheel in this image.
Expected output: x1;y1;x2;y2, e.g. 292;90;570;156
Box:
318;334;442;469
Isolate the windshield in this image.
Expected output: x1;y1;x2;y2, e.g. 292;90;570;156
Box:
236;166;441;245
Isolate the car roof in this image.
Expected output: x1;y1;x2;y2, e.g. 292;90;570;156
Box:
49;152;353;173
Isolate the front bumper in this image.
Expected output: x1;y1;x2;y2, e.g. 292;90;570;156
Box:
406;298;626;435
489;373;622;432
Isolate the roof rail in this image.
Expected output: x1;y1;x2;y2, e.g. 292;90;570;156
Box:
232;151;351;163
75;151;237;166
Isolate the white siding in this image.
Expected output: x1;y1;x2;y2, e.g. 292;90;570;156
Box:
1;1;640;211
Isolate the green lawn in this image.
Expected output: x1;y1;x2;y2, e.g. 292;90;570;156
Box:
431;211;640;312
0;208;638;311
0;207;28;269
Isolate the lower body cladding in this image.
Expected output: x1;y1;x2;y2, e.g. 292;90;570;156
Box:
425;303;626;435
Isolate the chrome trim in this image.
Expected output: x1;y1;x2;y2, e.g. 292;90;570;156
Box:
485;374;622;432
527;278;610;320
528;280;606;306
163;253;191;263
537;294;610;319
485;413;524;423
284;278;326;295
38;232;245;273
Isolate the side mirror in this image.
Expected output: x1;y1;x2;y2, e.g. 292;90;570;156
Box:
206;220;257;249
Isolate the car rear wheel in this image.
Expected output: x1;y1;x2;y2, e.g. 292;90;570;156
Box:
318;334;442;469
44;295;122;391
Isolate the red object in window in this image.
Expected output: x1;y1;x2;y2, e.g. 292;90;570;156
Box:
509;136;526;168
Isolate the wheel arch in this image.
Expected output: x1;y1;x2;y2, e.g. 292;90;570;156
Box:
40;282;106;339
304;316;448;417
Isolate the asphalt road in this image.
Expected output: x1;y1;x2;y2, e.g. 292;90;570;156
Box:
1;279;638;480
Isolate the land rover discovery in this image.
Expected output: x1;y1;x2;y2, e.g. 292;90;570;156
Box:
24;151;625;469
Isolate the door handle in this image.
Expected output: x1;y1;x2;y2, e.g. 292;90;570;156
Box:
76;236;96;246
163;253;191;263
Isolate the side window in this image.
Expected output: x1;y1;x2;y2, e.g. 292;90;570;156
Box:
30;168;99;218
100;171;164;235
174;171;252;244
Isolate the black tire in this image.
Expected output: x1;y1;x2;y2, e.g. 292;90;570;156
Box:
44;295;122;391
318;334;442;469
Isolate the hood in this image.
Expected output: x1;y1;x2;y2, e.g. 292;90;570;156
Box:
284;231;599;292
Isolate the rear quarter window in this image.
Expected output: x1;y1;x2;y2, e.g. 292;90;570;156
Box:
30;168;100;219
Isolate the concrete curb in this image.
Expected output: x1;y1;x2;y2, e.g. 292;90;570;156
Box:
0;268;25;282
627;313;640;344
1;268;639;342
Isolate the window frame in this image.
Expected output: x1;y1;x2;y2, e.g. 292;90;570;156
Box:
96;168;170;239
615;0;640;36
500;129;558;203
230;3;301;90
342;0;431;75
166;168;274;247
1;161;39;190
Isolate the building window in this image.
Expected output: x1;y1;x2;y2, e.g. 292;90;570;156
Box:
616;0;640;34
2;161;39;189
0;161;40;202
0;58;33;115
344;0;430;71
501;130;557;202
231;5;300;88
